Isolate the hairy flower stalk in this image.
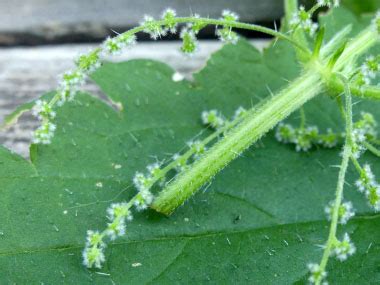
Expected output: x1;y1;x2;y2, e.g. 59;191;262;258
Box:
313;75;354;285
21;11;317;144
152;23;379;215
152;71;323;214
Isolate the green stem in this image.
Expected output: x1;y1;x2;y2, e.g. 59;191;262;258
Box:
152;70;322;214
148;111;248;187
300;107;306;129
152;21;378;215
316;74;353;285
363;141;380;157
46;16;310;111
328;76;380;100
350;156;363;174
284;0;298;31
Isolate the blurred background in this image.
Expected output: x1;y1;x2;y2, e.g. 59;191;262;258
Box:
0;0;378;157
0;0;377;46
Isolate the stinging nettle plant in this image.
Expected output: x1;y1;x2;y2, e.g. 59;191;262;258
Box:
1;0;380;283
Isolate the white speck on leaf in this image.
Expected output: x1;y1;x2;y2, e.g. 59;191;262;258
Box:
172;72;185;82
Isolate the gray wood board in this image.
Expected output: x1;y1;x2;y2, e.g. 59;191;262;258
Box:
0;40;268;157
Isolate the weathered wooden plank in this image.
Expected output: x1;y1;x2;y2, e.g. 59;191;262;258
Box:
0;40;268;157
0;0;285;45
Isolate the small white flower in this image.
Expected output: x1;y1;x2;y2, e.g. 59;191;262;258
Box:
332;233;356;261
275;123;295;143
147;162;161;178
106;202;131;221
233;106;247;120
82;245;105;268
161;8;177;33
75;50;101;73
141;15;165;39
32;100;56;120
221;10;239;22
180;27;198;55
133;171;152;191
359;56;380;86
187;140;206;159
85;230;104;248
325;201;355;224
216;10;239;44
32;121;56;144
172;153;187;172
290;6;319;36
201;109;225;129
216;27;239;44
102;34;137;56
57;69;86;104
355;179;366;193
307;263;327;284
317;0;332;7
134;189;154;211
106;218;126;240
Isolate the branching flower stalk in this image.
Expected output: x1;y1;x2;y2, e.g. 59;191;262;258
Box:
311;75;354;285
152;22;380;215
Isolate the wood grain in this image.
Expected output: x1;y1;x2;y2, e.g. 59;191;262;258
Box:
0;40;268;157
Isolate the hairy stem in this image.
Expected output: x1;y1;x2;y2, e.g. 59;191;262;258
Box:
152;23;378;215
363;141;380;157
43;16;310;113
316;74;353;285
329;79;380;100
152;71;322;214
284;0;298;30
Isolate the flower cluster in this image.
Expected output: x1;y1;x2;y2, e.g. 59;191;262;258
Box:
187;140;206;160
332;233;356;261
351;112;377;158
355;55;379;87
82;230;105;268
325;200;355;224
172;153;188;172
201;109;225;129
290;6;318;36
275;123;339;152
132;163;159;208
216;10;239;44
32;100;56;121
355;164;380;211
102;34;137;56
141;15;166;39
33;121;57;144
106;202;133;240
162;8;178;34
317;0;333;7
233;106;247;120
307;263;327;285
83;202;134;268
180;28;199;55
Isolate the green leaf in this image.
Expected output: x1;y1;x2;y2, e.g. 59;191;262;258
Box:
0;7;379;284
342;0;380;15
